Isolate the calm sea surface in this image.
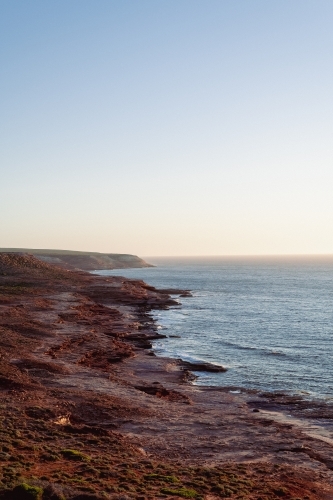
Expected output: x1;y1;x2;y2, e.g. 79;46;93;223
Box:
95;257;333;401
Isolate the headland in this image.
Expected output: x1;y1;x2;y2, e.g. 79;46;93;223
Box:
0;249;153;272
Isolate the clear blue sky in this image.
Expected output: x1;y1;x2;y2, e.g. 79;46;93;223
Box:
1;0;333;256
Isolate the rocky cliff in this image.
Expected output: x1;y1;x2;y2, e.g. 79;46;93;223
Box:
0;248;152;271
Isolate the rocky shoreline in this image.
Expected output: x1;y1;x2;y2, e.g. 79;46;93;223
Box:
1;253;333;500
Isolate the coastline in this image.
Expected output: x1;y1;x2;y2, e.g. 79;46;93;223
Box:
146;305;333;444
146;294;333;461
104;258;333;401
1;253;333;499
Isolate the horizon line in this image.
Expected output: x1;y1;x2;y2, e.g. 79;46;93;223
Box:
143;253;333;258
1;248;333;259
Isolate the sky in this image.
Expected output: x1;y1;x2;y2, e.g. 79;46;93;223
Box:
1;0;333;257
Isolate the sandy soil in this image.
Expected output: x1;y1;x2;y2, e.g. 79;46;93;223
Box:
1;253;333;500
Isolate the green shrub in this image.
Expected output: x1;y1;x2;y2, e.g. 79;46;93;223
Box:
160;487;198;498
60;449;90;461
12;483;43;500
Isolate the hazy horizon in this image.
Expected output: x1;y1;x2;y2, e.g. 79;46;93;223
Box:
3;247;333;264
1;1;333;255
144;254;333;265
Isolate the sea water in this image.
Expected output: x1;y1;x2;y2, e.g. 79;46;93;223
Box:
94;257;333;400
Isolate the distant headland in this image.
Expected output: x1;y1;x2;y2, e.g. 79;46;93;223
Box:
0;248;153;271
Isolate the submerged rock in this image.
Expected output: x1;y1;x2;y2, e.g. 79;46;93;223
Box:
180;360;228;372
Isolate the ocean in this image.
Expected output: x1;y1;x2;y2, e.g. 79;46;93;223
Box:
95;257;333;401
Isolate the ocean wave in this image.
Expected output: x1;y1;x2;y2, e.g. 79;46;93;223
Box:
152;345;228;367
220;339;289;357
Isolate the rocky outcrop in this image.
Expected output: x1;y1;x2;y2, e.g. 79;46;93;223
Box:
179;360;228;372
